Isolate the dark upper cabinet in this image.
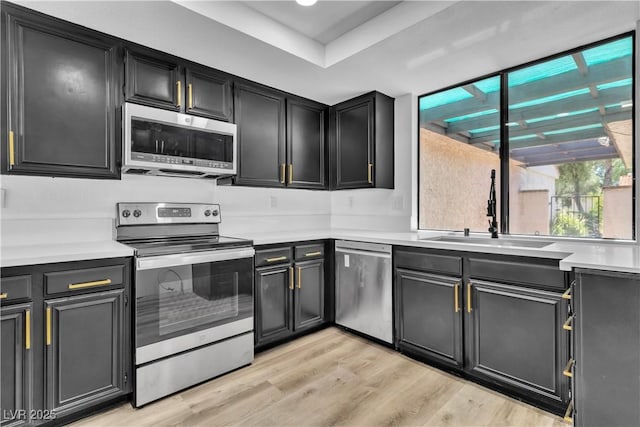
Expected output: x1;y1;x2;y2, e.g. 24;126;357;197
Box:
286;98;327;189
330;91;394;190
255;264;293;346
1;303;32;427
395;269;463;370
124;49;180;111
124;48;233;122
1;4;121;179
465;279;568;408
234;82;286;187
294;259;324;330
45;289;126;418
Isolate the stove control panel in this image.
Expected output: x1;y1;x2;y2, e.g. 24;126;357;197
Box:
116;203;221;225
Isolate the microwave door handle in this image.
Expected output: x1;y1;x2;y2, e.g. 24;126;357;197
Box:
155;139;158;152
136;248;255;271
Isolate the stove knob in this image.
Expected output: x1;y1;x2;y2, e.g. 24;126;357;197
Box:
122;210;131;218
212;209;219;217
204;210;211;217
133;209;142;218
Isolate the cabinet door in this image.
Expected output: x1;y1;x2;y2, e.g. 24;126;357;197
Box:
255;265;293;346
466;280;568;406
333;95;374;189
234;83;286;187
1;303;31;427
575;271;640;427
287;99;326;189
45;289;125;417
124;49;181;111
185;67;232;121
293;259;324;331
3;9;120;178
395;269;463;369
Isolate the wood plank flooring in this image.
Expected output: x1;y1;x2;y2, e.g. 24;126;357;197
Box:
73;328;566;427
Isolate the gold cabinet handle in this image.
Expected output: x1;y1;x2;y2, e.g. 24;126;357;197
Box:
564;400;574;423
25;309;31;350
188;83;193;109
304;251;322;257
288;164;293;184
280;164;286;184
562;288;572;300
367;163;373;184
0;293;7;299
46;307;51;346
266;256;287;263
454;283;460;313
467;282;472;313
297;266;302;289
289;267;294;290
563;315;574;331
563;358;574;378
68;279;112;290
9;131;15;167
176;80;182;107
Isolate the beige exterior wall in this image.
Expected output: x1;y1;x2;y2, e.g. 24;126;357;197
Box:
602;185;633;239
511;190;550;235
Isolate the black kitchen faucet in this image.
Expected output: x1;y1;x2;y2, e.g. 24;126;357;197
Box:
487;169;499;238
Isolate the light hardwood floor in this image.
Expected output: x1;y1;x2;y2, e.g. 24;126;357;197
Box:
73;328;566;427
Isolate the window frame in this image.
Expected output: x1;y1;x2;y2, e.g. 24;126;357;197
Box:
416;31;636;240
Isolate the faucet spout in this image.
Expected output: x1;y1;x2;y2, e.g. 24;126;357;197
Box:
487;169;498;238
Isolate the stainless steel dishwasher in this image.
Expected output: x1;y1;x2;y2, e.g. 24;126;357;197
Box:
335;240;393;344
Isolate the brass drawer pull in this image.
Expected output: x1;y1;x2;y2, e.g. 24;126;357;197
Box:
467;282;472;313
288;164;293;184
266;256;288;263
46;307;52;346
0;293;7;299
367;163;373;184
297;266;302;289
289;267;294;290
564;400;573;423
304;251;322;257
454;283;460;313
188;83;193;109
562;288;572;300
176;81;182;107
9;131;15;167
563;358;575;378
563;315;574;331
280;164;286;184
68;279;112;290
25;309;31;350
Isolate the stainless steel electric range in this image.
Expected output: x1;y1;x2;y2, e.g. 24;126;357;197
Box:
115;202;255;407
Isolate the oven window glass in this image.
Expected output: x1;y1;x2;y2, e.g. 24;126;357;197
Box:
131;118;232;163
135;257;252;348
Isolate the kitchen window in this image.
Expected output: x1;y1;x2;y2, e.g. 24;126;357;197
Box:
418;33;635;240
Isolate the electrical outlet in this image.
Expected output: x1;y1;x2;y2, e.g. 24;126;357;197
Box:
348;196;354;208
391;196;403;211
0;188;5;208
270;196;278;209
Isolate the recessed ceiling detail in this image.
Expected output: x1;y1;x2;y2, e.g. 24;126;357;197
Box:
171;0;457;68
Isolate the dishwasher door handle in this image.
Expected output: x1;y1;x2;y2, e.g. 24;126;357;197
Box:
335;248;391;259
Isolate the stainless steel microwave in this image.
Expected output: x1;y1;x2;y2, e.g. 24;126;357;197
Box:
122;102;237;178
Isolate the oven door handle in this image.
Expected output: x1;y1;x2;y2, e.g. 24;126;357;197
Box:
136;247;255;270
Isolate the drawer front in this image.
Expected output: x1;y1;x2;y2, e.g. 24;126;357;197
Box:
0;275;32;304
469;257;565;290
45;265;125;296
394;249;462;276
255;247;293;267
294;243;325;261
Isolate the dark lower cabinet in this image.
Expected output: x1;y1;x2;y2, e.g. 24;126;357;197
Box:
255;264;293;345
466;280;568;408
395;269;463;369
45;289;126;418
2;3;120;179
294;259;324;330
573;269;640;427
1;303;32;427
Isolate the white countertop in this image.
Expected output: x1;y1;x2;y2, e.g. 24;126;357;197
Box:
1;241;134;268
3;228;639;274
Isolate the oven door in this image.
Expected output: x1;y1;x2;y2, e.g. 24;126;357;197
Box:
134;247;254;365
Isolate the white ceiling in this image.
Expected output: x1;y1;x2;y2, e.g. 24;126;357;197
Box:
15;1;640;105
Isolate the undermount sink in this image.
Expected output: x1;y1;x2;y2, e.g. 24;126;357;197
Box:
425;235;552;249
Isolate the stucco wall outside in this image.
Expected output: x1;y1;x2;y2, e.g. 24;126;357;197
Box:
603;186;633;239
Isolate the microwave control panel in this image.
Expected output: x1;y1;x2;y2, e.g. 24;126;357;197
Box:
131;152;233;170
